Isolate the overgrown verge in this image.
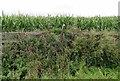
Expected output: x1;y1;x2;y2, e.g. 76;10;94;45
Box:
2;27;119;79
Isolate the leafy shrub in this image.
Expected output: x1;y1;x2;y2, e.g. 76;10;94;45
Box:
2;29;119;79
72;30;119;68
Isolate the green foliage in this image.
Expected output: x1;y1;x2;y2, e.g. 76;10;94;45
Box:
2;28;119;79
1;13;119;79
73;30;119;68
76;16;118;31
1;14;118;32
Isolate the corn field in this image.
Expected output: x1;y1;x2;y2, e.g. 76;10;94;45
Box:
1;14;118;31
